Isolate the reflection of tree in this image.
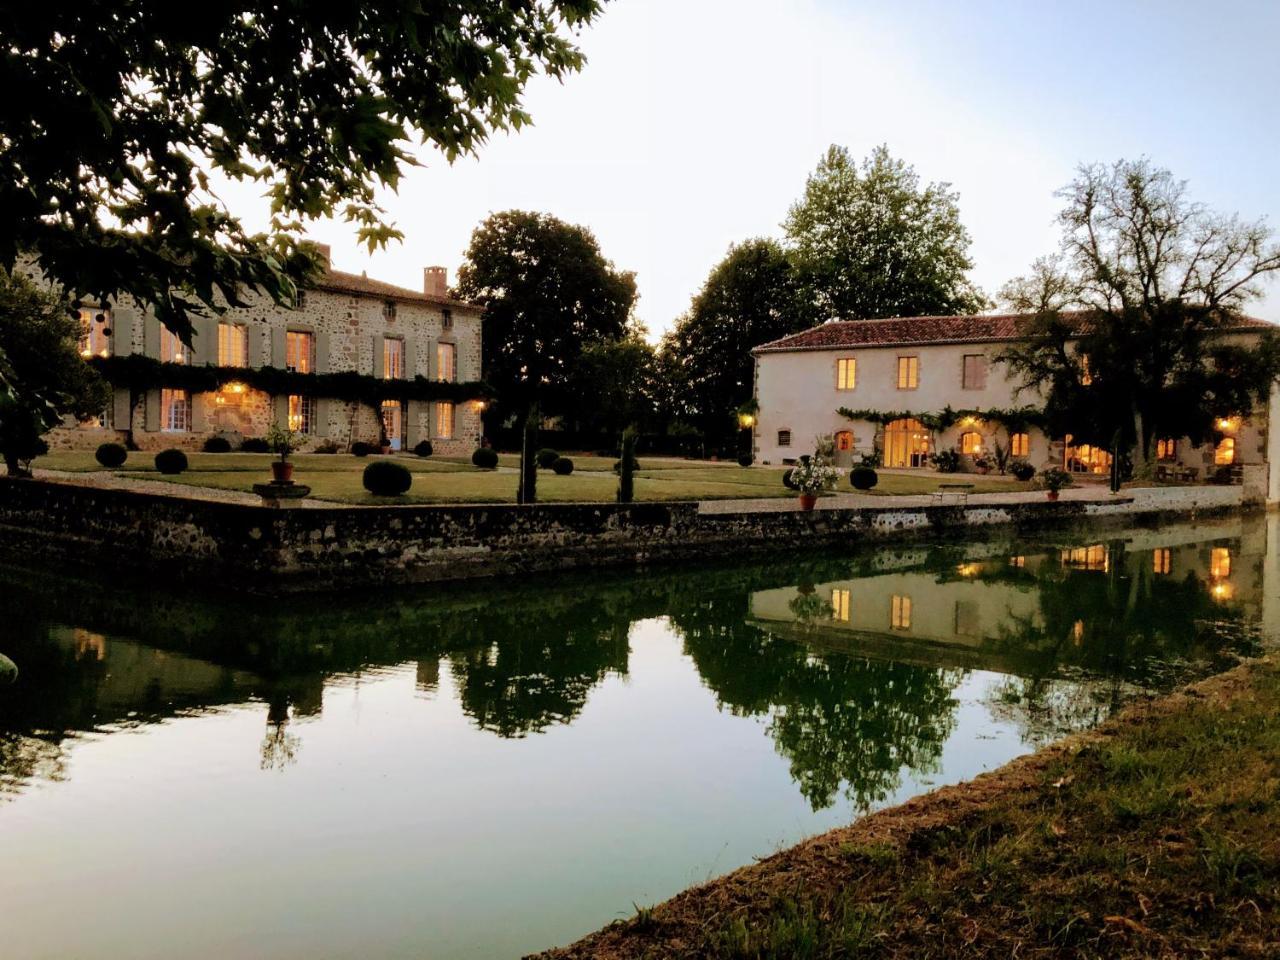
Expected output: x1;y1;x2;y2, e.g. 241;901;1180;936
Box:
259;697;301;771
669;591;962;812
0;734;67;797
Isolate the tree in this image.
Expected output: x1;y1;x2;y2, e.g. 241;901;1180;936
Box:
568;334;657;436
454;210;637;423
0;270;108;476
0;3;604;340
783;145;989;321
999;159;1280;468
660;239;812;445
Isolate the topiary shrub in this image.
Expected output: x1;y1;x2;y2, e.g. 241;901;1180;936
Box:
782;467;799;490
313;440;341;454
154;448;188;475
612;457;641;474
850;465;878;490
552;456;574;475
351;441;373;458
95;442;128;468
202;436;232;453
240;437;270;453
471;447;498;469
413;439;434;458
737;453;753;467
1010;460;1036;482
535;448;560;469
362;460;413;496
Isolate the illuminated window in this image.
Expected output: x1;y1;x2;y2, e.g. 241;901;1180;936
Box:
288;395;316;434
961;354;987;390
218;322;248;367
382;300;397;321
380;399;402;446
836;358;857;390
896;356;919;390
1062;544;1108;571
960;431;983;455
831;589;850;622
78;307;112;358
1156;438;1177;461
1214;437;1235;465
159;327;188;364
383;337;404;379
436;400;455;439
161;389;190;432
777;429;792;447
834;431;853;451
437;342;457;383
286;331;314;373
1010;432;1030;457
1079;355;1093;385
1210;548;1231;579
890;594;912;630
1153;548;1172;575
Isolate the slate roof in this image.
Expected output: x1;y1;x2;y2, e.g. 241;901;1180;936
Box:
314;268;479;310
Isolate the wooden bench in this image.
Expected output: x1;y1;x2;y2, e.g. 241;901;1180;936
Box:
932;481;974;505
1154;464;1198;483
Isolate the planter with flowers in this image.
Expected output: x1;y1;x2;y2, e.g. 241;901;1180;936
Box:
266;422;305;484
789;453;838;511
1038;467;1073;501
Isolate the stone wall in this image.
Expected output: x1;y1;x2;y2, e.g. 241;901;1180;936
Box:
0;478;1251;594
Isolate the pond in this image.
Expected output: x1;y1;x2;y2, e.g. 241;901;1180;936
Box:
0;516;1274;959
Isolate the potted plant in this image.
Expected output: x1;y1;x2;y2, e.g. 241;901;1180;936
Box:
266;422;305;483
789;452;838;511
971;452;993;475
1038;466;1072;501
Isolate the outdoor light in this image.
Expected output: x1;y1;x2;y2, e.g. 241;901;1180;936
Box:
226;382;246;394
738;412;755;429
956;562;981;577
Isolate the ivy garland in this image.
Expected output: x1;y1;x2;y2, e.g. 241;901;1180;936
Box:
835;404;1046;433
89;354;493;405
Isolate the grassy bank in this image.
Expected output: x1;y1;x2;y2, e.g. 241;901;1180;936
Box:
535;657;1280;959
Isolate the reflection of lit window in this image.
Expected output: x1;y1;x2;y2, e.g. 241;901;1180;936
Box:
954;600;979;637
1210;548;1231;579
836;358;856;390
960;432;983;455
1214;438;1235;465
1156;438;1177;461
890;594;912;630
1010;555;1025;568
1072;620;1085;644
831;589;850;622
1212;582;1234;601
288;395;316;434
1153;548;1172;575
1062;545;1108;571
956;562;981;577
1010;432;1030;457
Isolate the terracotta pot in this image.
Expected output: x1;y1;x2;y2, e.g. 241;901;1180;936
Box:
379;444;392;455
271;461;294;484
798;493;818;511
1046;489;1059;501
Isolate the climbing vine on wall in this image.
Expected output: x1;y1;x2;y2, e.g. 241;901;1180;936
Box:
835;404;1045;432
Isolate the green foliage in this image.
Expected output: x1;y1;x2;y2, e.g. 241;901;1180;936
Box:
240;437;270;453
362;460;412;497
837;404;1045;432
737;453;753;467
568;334;659;435
617;427;637;503
850;466;878;490
202;436;232;454
95;442;128;467
552;456;575;475
456;211;636;421
350;441;373;458
0;401;49;476
517;410;538;504
782;467;799;491
412;440;434;458
535;448;560;469
930;449;960;473
1038;467;1072;493
265;422;304;461
2;3;604;340
471;447;499;470
154;449;188;475
1010;459;1036;481
784;145;989;320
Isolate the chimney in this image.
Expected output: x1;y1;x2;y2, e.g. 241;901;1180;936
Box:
307;242;332;269
424;265;448;298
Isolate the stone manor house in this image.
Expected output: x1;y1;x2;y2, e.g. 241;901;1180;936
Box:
53;246;484;455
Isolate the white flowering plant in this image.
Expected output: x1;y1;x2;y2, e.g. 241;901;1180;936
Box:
789;452;839;495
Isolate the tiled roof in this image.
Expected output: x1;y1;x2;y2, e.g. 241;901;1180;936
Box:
314;268;479;310
752;311;1275;354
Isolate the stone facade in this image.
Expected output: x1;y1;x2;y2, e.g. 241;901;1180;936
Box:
48;248;485;455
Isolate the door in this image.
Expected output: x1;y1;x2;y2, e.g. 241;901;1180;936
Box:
833;430;854;467
381;400;404;451
884;418;930;468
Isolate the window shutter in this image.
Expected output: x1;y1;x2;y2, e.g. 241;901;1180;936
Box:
273;394;289;429
111;306;137;357
315;398;332;437
248;323;266;369
976;358;987;390
405;400;422;446
315;330;331;374
270;327;287;368
372;335;385;377
111;388;132;429
402;335;417;379
144;389;161;431
143;316;161;358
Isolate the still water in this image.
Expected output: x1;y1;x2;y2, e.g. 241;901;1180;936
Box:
0;517;1274;958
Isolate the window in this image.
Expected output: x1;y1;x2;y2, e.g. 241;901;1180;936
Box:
1080;355;1093;385
286;331;315;374
777;429;792;447
883;418;931;468
78;307;112;358
293;288;308;309
437;342;457;383
1211;547;1231;579
161;389;190;432
1010;432;1030;457
159;327;188;364
1156;438;1177;461
1010;555;1026;568
442;308;453;331
218;322;248;367
383;337;404;379
954;600;980;637
1214;437;1235;465
890;594;912;630
896;356;919;390
1062;544;1109;572
1153;548;1172;575
436;400;455;439
380;399;403;449
834;431;853;451
288;395;317;434
383;300;397;322
961;354;987;390
960;431;983;455
831;589;850;622
836;358;856;390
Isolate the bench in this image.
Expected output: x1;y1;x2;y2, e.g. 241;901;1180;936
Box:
1154;464;1198;483
932;481;974;505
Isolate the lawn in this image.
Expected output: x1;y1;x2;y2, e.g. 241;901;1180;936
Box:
33;451;1032;504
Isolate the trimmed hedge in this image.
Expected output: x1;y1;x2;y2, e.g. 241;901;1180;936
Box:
351;441;373;458
850;466;879;490
1011;461;1036;481
535;448;560;469
782;468;798;491
552;456;574;475
737;453;753;467
413;440;434;458
154;449;188;475
203;436;232;453
362;460;413;496
472;447;499;469
240;437;270;453
95;442;128;468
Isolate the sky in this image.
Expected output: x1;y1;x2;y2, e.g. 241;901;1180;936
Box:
219;0;1280;338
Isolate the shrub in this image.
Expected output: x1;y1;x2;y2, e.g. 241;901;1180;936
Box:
412;439;434;458
154;448;188;475
471;447;499;469
930;449;961;473
240;437;270;453
1010;459;1036;481
782;468;799;491
351;441;373;458
738;453;753;467
850;466;878;490
617;428;637;503
95;442;128;468
202;436;232;453
535;448;560;469
362;460;413;496
552;456;574;475
313;440;341;454
612;457;641;474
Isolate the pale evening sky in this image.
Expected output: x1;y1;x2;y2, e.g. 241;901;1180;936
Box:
218;0;1280;338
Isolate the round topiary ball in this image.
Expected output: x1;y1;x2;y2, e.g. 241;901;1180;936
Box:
154;449;188;475
413;439;434;458
351;441;372;458
471;447;499;470
362;460;413;496
1011;462;1036;482
95;442;128;468
535;448;560;469
612;458;641;474
850;465;879;490
552;456;574;475
782;468;799;491
737;453;753;467
203;436;232;453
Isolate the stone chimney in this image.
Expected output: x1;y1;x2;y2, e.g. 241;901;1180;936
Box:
423;266;448;298
310;242;332;269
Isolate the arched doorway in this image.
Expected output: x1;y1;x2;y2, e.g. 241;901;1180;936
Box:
884;418;931;468
833;430;854;467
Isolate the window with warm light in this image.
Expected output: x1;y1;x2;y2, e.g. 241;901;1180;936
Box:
78;307;112;358
777;429;792;447
1214;437;1235;465
159;327;188;364
218;322;248;367
1010;555;1026;568
161;389;190;432
1153;548;1172;575
961;354;987;390
896;356;919;390
831;589;850;622
890;594;912;630
437;342;456;383
1062;544;1109;571
1156;438;1177;461
1210;547;1231;579
286;331;314;373
1010;432;1030;457
288;395;316;434
436;400;455;439
383;337;404;379
836;358;856;390
1079;355;1093;385
960;431;983;455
